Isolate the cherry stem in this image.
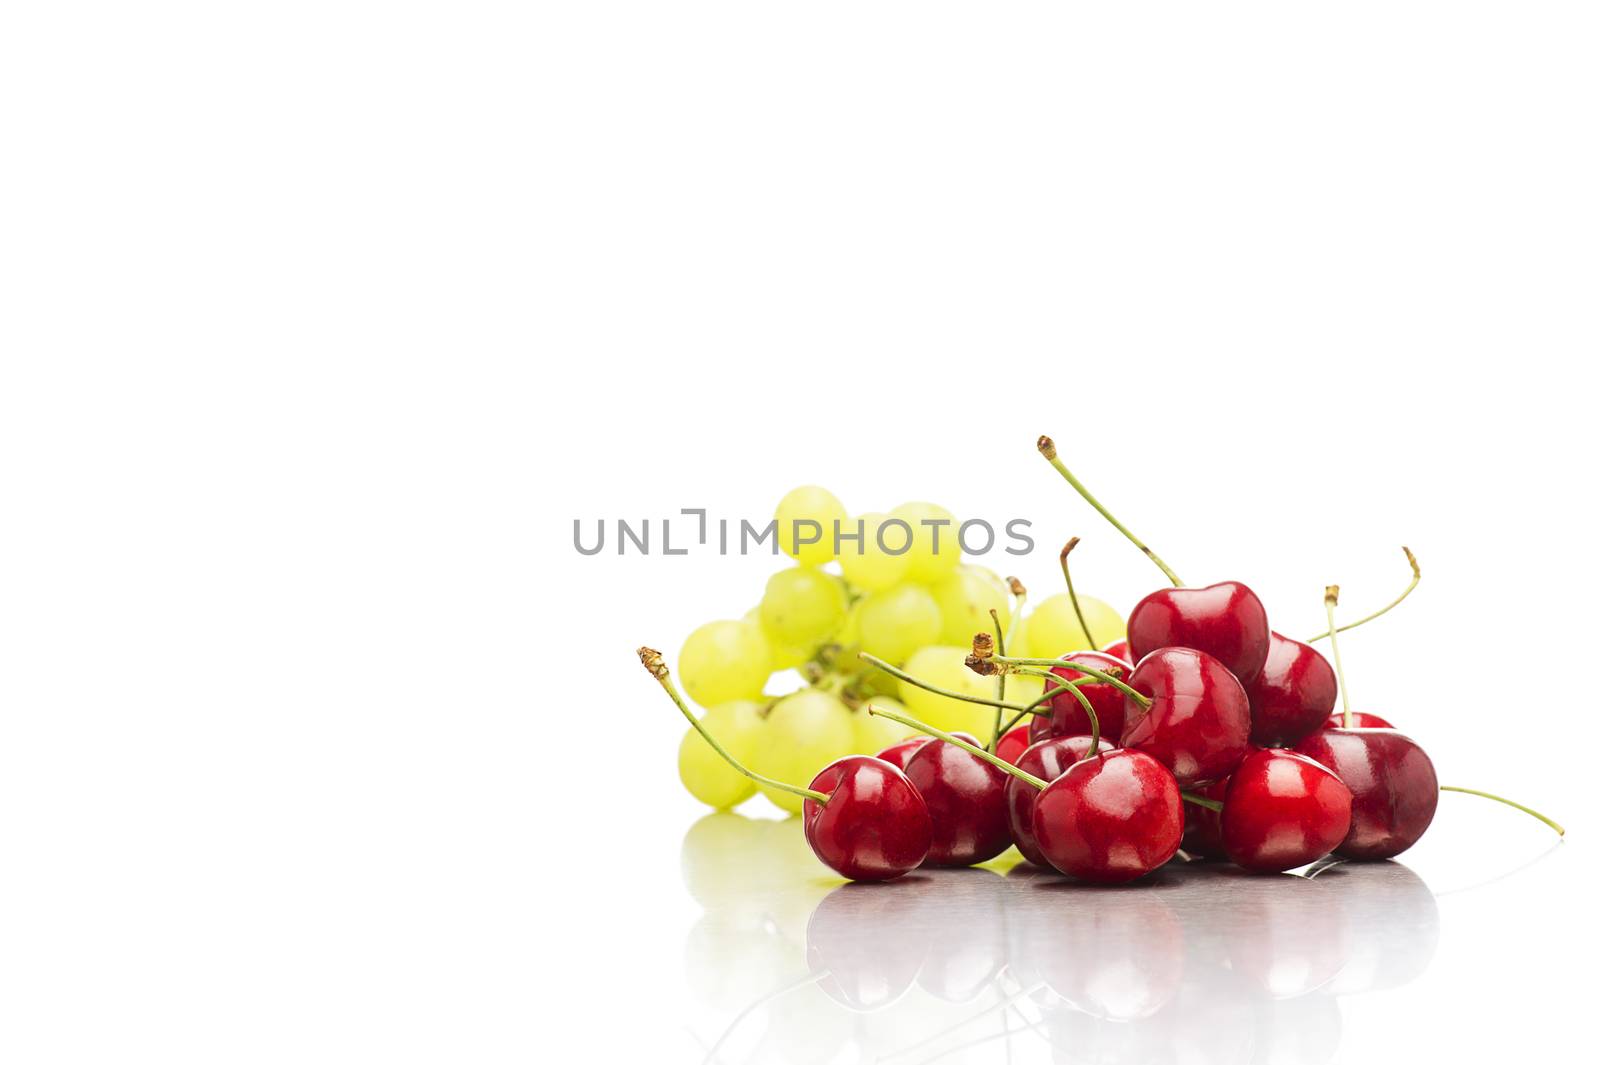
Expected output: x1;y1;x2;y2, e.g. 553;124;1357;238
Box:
1058;537;1099;650
1037;435;1183;587
975;653;1151;708
859;652;1050;718
867;705;1049;791
1440;785;1565;836
637;647;829;805
994;684;1072;737
987;608;1009;752
1322;587;1354;728
1307;547;1420;643
1181;792;1223;812
1048;670;1102;758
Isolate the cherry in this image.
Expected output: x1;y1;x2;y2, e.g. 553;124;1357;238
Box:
1100;637;1133;663
1034;650;1132;743
1178;777;1229;859
1324;710;1393;730
1292;727;1438;860
1032;748;1185;882
1035;437;1270;683
1245;632;1336;747
904;731;1014;866
875;735;931;770
1122;647;1253;786
1127;581;1272;685
642;647;932;881
1220;749;1353;871
995;723;1033;764
1006;734;1112;868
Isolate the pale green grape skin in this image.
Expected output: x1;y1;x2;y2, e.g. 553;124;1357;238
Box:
748;689;855;814
897;645;998;735
930;564;1012;648
680;619;773;707
857;584;943;666
745;606;810;671
1018;594;1127;659
759;567;849;650
852;696;918;754
678;701;766;809
891;501;962;585
837;512;913;592
776;485;849;567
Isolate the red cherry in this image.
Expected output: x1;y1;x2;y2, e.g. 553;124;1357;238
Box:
803;756;934;880
1122;647;1253;786
875;735;932;770
1127;580;1271;685
1219;749;1354;872
995;724;1033;764
905;732;1014;866
1178;777;1229;859
1292;728;1439;860
1036;650;1132;742
1100;637;1133;663
1323;710;1394;730
1006;735;1113;868
1030;748;1183;882
1245;632;1337;747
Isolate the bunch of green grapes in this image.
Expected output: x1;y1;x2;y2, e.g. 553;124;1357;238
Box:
672;484;1128;814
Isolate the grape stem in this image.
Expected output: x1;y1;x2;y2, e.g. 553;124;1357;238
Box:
1322;587;1354;729
1037;435;1184;587
867;705;1049;790
969;652;1151;708
1307;547;1420;642
637;647;829;805
1059;537;1098;650
1440;786;1565;836
858;652;1052;717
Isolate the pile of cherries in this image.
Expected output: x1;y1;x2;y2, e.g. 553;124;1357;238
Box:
642;436;1561;883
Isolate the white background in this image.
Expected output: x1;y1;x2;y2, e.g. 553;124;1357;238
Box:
2;2;1597;1062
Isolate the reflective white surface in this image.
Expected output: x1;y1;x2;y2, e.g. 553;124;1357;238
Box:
668;809;1578;1064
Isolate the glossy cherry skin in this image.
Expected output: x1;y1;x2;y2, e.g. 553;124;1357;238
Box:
1245;632;1337;747
996;724;1033;765
1006;735;1113;868
905;735;1013;866
1323;710;1394;730
1127;580;1271;685
1100;638;1133;663
1179;777;1229;859
1031;748;1183;882
1122;647;1253;786
1030;650;1132;744
802;755;933;881
1292;728;1438;859
875;736;931;771
1220;749;1354;872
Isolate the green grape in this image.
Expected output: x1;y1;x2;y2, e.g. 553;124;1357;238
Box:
744;606;810;671
930;564;1012;647
891;501;961;584
776;485;848;567
679;619;773;707
1018;593;1127;659
837;511;913;592
748;689;855;813
759;567;849;651
857;584;943;665
678;701;766;809
852;696;918;754
897;645;998;735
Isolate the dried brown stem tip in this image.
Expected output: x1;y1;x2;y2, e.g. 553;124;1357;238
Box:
1006;576;1026;597
1060;536;1080;562
638;646;669;679
1036;435;1057;460
1324;586;1340;607
971;632;995;659
1402;546;1419;576
966;653;1000;676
